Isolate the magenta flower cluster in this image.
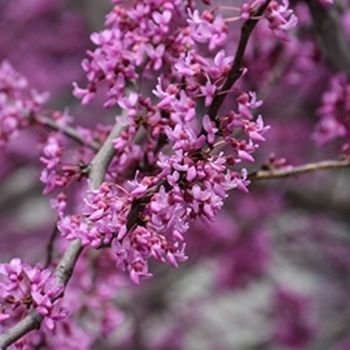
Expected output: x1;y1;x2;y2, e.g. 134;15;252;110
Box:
0;258;66;331
0;61;48;147
240;0;298;41
0;0;300;345
314;74;350;146
54;0;298;285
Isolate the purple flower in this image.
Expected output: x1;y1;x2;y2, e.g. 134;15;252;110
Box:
39;137;62;170
202;114;218;144
207;50;233;79
40;169;67;195
187;10;228;50
266;0;299;41
237;92;263;120
72;82;96;105
200;81;217;107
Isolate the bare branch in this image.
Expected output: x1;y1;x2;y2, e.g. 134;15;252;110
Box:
207;0;271;123
248;159;350;181
88;123;124;188
0;122;123;349
44;224;60;269
35;115;101;152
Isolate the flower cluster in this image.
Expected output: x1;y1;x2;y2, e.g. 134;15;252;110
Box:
273;288;316;348
72;0;191;108
314;74;350;146
62;0;289;285
0;258;66;331
240;0;298;41
265;0;298;41
39;136;68;195
0;61;48;147
187;9;228;51
38;113;109;197
0;252;125;350
61;88;269;285
39;132;95;196
58;179;188;284
4;0;347;349
58;98;270;283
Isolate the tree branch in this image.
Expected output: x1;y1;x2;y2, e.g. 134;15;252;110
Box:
248;159;350;181
44;225;60;269
88;123;123;188
35;115;101;152
207;0;271;122
0;122;123;349
306;0;350;77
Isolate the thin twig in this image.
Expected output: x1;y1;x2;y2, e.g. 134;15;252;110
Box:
248;159;350;181
35;115;101;152
44;224;60;269
207;0;271;122
0;122;123;349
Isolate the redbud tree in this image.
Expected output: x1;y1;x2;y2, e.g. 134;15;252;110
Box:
1;0;350;349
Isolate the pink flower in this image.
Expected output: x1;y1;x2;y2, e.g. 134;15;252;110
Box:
202;114;218;144
187;10;228;50
207;50;233;79
237;92;263;119
200;81;217;107
72;82;96;105
266;0;298;41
